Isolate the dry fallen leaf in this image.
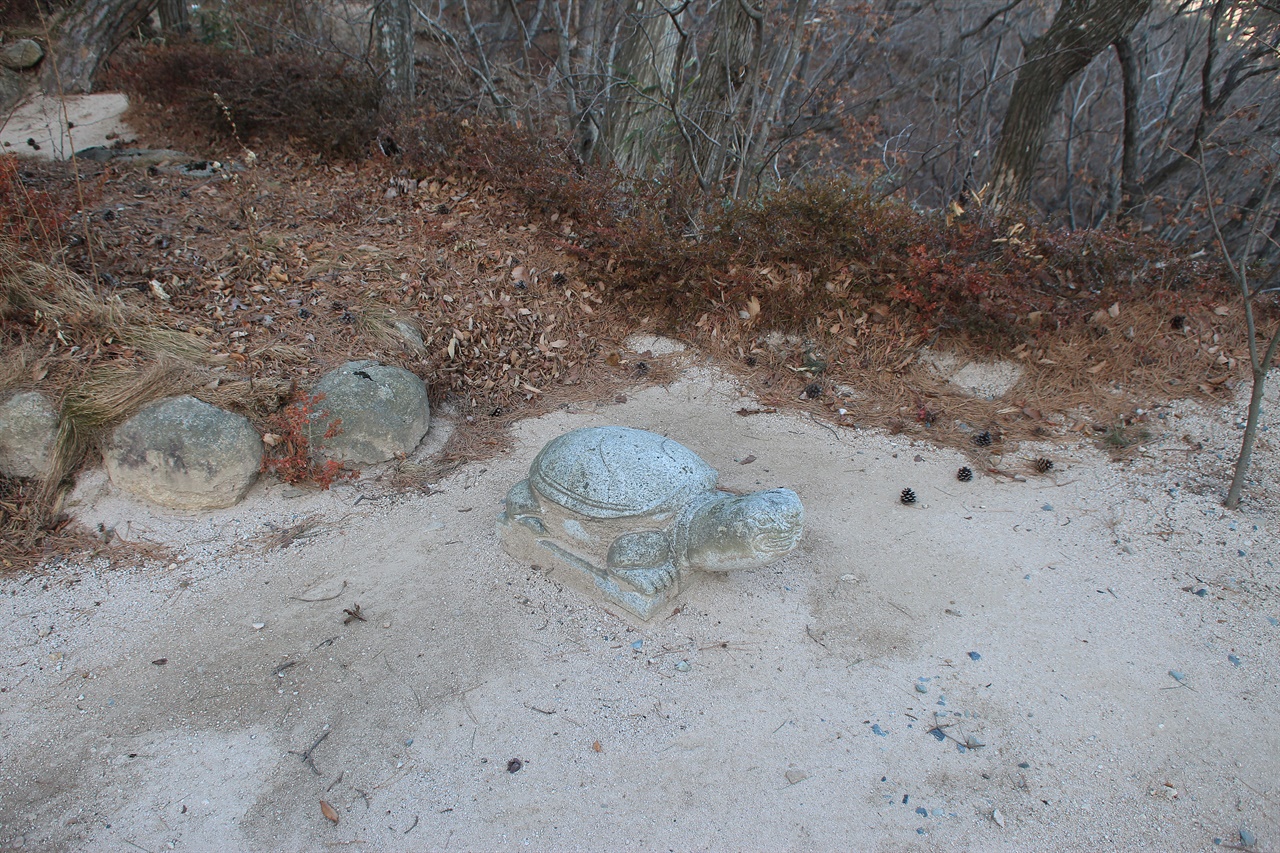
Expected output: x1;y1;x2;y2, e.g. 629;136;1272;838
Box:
320;800;339;824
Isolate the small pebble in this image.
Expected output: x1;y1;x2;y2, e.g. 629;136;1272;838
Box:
992;808;1005;828
915;807;927;817
1238;549;1247;557
405;738;414;746
915;683;928;694
382;622;392;629
1268;617;1279;627
871;724;888;737
1041;503;1053;511
1228;654;1242;666
929;728;946;742
840;573;856;582
251;622;266;630
1241;828;1257;846
630;639;643;650
1168;669;1187;683
968;651;981;661
1195;588;1208;597
674;660;691;673
1017;762;1030;769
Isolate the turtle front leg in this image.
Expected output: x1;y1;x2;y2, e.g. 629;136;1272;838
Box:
616;564;677;594
607;531;678;593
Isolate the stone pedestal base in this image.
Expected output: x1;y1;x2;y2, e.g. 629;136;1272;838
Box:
497;513;679;621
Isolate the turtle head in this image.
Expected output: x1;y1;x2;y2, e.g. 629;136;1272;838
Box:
683;488;804;572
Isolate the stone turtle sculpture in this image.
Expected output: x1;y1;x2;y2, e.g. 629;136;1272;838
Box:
498;426;804;619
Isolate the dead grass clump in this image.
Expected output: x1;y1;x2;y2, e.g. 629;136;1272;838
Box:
105;43;382;159
0;250;125;330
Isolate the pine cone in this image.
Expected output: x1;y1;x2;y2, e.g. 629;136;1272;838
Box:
957;466;973;482
973;430;993;447
900;488;917;505
1034;457;1054;473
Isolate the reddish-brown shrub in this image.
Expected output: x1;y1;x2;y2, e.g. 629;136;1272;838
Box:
105;43;382;158
410;116;1231;348
261;394;350;488
0;155;69;248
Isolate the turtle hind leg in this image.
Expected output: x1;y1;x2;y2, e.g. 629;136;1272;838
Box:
608;531;677;594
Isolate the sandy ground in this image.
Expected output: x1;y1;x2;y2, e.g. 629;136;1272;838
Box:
1;349;1278;852
0;94;134;160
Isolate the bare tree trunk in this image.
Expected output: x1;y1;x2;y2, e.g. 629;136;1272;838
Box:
42;0;159;94
677;0;762;188
737;0;809;196
1114;34;1142;218
157;0;189;35
988;0;1151;209
374;0;416;104
600;0;683;172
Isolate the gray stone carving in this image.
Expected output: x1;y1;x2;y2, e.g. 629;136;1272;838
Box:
311;360;430;464
0;39;43;71
498;426;804;619
104;395;263;509
0;391;59;480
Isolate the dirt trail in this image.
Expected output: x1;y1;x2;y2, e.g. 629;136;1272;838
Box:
1;357;1277;852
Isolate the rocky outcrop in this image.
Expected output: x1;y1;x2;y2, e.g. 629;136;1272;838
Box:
0;391;59;480
0;67;25;115
104;396;263;509
311;361;430;464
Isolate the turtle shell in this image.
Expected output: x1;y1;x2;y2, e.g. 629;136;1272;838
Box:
528;426;718;519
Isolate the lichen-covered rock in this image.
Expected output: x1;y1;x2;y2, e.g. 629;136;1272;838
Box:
0;67;24;115
0;391;59;480
105;396;262;509
311;361;430;464
0;39;43;71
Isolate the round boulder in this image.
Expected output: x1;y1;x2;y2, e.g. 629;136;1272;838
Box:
311;361;430;464
105;396;263;509
0;39;43;71
0;391;59;480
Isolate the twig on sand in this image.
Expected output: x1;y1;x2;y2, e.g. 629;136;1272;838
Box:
290;729;331;775
290;580;348;602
